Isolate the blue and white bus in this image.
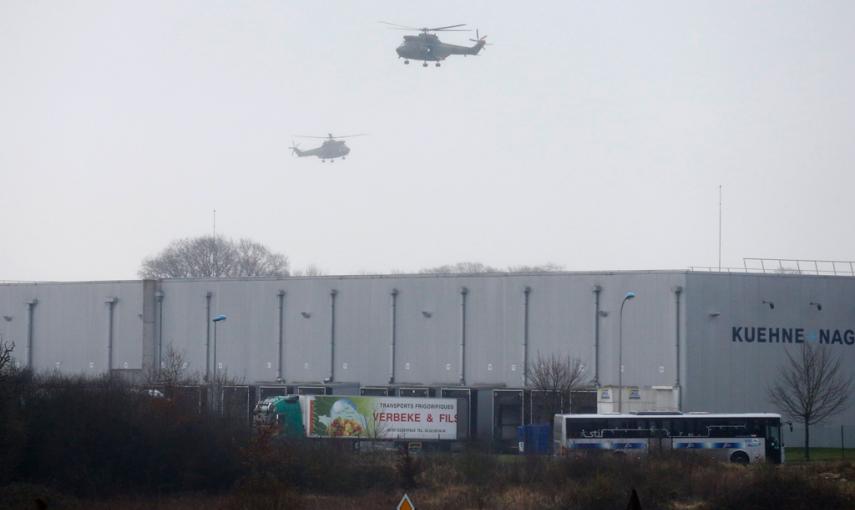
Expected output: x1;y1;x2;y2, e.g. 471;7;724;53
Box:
553;412;784;464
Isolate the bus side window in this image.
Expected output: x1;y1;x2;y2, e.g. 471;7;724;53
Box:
687;418;700;437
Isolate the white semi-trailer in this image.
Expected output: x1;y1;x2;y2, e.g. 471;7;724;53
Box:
254;394;468;444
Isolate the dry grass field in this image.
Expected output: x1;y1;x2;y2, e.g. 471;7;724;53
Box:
4;453;854;510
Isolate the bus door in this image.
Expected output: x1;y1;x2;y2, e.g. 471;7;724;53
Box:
649;428;671;452
646;419;670;453
765;421;782;464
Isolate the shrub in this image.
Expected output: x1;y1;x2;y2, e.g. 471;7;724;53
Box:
555;474;628;510
456;446;499;486
0;483;79;510
228;477;302;510
396;448;423;489
9;374;247;497
709;464;855;510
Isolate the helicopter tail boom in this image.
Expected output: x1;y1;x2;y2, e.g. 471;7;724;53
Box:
444;31;487;56
440;42;482;57
464;30;489;55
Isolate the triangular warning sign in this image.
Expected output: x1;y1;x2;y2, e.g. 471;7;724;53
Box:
397;493;415;510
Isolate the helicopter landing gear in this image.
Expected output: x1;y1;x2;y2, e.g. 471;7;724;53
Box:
422;62;428;67
330;159;335;163
404;60;409;65
321;159;326;163
435;62;441;67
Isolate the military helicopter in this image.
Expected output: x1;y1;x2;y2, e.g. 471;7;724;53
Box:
380;22;489;67
289;133;364;163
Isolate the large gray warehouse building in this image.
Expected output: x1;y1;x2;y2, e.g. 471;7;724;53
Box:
1;270;853;447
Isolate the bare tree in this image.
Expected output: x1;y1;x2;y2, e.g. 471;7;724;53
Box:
158;344;191;386
0;340;15;381
528;353;589;421
767;343;852;460
139;235;289;279
291;264;326;277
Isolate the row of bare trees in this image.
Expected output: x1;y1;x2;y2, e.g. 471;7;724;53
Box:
137;234;567;279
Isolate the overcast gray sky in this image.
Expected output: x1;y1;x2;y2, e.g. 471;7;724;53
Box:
2;1;854;281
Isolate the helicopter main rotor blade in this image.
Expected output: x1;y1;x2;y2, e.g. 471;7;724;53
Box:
385;27;468;32
378;21;420;30
430;24;467;31
379;21;468;32
293;134;366;139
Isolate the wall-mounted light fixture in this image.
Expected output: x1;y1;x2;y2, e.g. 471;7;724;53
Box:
422;310;433;318
762;300;775;309
2;315;12;322
708;311;721;318
301;312;311;319
809;301;823;311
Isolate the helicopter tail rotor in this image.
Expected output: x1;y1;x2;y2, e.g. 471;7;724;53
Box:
289;142;303;157
469;29;490;53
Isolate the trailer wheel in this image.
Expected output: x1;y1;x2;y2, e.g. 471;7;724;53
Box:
730;451;750;465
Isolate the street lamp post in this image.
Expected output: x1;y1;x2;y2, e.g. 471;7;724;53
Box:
618;291;636;413
211;315;226;411
212;315;227;383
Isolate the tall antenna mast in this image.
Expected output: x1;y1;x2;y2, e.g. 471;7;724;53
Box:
212;208;218;277
718;185;722;272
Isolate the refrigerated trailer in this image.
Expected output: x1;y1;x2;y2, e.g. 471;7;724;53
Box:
254;394;468;445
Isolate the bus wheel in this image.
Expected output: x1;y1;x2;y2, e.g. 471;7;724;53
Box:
730;451;750;465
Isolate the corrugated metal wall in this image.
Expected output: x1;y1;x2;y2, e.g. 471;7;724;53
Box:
0;272;685;389
155;273;685;387
0;281;144;373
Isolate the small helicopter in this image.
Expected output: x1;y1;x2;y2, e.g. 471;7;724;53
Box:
289;133;364;163
380;22;489;67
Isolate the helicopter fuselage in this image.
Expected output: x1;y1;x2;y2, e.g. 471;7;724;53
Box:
293;139;350;161
396;33;484;62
